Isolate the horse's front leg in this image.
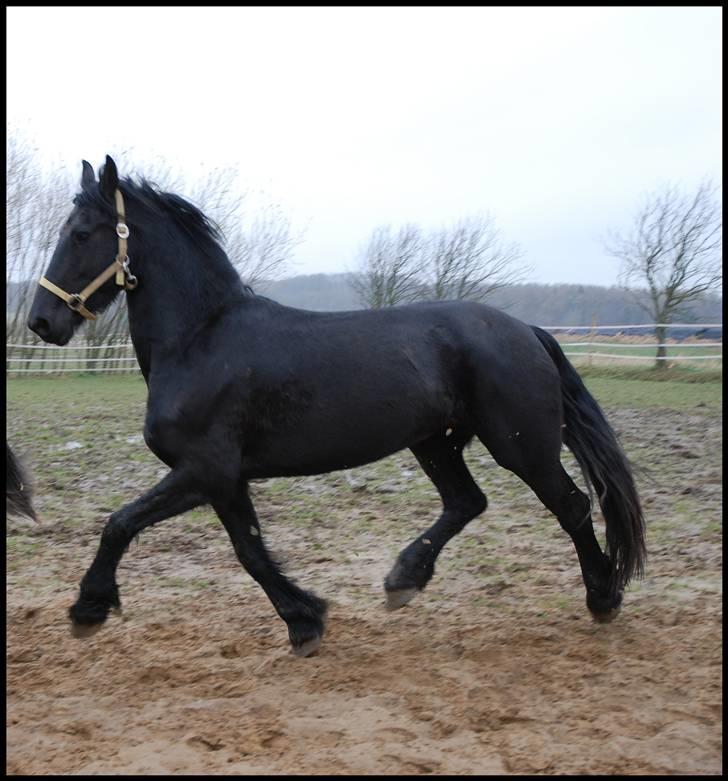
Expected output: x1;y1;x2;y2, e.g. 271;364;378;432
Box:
213;483;327;657
69;469;206;637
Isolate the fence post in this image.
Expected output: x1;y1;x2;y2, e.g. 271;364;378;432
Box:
655;323;668;370
588;314;597;367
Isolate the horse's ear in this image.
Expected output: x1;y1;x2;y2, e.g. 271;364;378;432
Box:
99;155;119;202
81;160;96;191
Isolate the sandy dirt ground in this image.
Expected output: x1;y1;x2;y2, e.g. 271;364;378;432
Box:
6;398;722;775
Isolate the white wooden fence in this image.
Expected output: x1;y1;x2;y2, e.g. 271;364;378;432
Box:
6;323;722;375
7;342;138;375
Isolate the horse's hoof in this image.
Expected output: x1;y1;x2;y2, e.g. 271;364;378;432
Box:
385;587;418;611
590;605;621;624
291;636;322;658
70;620;104;639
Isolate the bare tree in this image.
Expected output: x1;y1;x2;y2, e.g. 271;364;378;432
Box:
6;135;72;360
426;215;528;302
175;169;302;291
352;214;528;309
222;201;302;291
351;224;426;308
606;180;722;368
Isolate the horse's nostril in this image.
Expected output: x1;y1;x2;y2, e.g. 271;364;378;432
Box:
28;316;51;340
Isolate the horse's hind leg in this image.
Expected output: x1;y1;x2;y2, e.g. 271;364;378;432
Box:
481;428;620;622
384;433;487;609
213;483;327;657
526;464;620;621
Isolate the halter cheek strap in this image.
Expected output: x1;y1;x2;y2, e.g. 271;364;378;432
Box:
38;189;138;321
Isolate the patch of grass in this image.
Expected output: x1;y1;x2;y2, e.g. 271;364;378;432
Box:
704;520;722;535
581;375;722;411
6;373;721;546
154;575;215;591
6;536;43;560
7;374;147;405
181;509;219;527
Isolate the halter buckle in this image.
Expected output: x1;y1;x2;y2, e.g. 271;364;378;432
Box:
116;222;130;239
118;256;138;290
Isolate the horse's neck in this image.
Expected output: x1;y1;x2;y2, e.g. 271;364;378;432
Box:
124;231;245;367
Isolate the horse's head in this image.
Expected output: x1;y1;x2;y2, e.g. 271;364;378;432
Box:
28;156;132;345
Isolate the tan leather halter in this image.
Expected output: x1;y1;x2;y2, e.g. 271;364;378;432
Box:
38;190;138;321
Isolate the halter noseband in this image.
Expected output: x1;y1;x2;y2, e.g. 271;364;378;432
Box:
38;189;138;321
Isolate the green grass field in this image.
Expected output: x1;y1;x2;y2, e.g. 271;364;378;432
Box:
7;369;720;535
6;369;723;415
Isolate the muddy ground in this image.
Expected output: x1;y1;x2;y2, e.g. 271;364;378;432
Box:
6;378;722;775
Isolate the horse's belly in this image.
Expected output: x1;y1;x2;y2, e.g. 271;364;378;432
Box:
241;400;449;478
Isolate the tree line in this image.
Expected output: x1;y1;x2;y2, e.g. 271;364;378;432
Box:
350;216;529;308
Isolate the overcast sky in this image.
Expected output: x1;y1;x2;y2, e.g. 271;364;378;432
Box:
7;6;722;287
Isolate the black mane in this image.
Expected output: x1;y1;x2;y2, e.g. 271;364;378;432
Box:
75;177;255;295
75;177;223;253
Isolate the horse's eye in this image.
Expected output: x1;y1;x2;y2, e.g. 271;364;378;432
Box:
74;231;90;243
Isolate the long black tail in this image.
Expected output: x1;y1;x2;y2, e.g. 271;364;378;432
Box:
6;443;38;522
531;326;646;592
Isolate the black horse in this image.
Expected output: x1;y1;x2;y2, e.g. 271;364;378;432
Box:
28;157;645;656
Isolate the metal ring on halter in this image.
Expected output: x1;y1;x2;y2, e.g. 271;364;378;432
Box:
67;294;86;312
116;222;130;239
